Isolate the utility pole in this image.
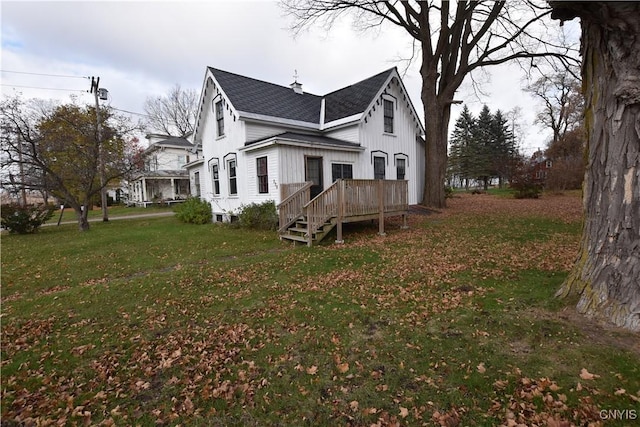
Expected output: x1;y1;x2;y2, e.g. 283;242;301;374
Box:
90;76;109;222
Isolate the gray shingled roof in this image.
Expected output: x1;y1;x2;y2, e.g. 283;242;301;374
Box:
246;132;361;149
209;67;396;125
323;68;395;123
154;137;193;148
209;68;322;123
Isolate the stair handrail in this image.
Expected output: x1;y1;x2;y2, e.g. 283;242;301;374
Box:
277;181;312;233
303;180;340;237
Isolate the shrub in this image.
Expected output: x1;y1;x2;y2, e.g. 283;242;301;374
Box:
174;198;212;224
237;201;278;231
510;160;543;199
444;186;454;199
1;203;55;234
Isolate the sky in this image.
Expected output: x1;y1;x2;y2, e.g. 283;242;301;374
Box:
1;1;580;154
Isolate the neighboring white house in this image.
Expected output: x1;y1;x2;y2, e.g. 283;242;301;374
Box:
128;134;201;206
190;66;425;223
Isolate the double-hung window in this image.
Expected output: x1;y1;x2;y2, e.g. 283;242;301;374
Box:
228;159;237;196
383;99;394;134
396;158;406;180
194;171;201;197
212;164;220;196
215;100;225;137
257;156;268;194
374;156;386;180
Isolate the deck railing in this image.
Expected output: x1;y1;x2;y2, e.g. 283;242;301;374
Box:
277;181;312;233
279;179;409;245
304;180;340;238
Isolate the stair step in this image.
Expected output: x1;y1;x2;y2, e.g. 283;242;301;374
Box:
280;233;312;243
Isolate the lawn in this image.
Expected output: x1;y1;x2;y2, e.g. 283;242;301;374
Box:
2;193;638;426
46;204;173;224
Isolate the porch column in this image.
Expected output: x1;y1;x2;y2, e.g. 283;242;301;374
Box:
171;178;176;199
142;177;148;201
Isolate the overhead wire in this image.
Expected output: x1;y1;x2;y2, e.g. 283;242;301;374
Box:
0;70;89;79
0;83;87;93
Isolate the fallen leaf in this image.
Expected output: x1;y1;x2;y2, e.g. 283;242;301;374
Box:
336;362;349;373
306;365;318;375
579;368;599;380
350;400;359;412
614;388;626;395
399;406;409;418
477;362;486;374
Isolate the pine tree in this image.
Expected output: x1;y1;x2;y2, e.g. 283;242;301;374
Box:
448;105;476;189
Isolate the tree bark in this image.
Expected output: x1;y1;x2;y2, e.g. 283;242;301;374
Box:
420;47;451;209
553;2;640;331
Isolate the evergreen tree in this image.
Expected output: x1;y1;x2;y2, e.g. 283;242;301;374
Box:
448;105;475;189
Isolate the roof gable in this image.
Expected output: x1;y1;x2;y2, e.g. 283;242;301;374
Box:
323;68;395;123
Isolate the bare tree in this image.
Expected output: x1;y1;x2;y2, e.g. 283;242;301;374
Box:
282;0;576;207
526;67;583;144
143;84;197;137
550;2;640;331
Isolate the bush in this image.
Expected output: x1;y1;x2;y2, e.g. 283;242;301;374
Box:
174;198;212;224
237;201;278;230
1;203;55;234
444;186;454;199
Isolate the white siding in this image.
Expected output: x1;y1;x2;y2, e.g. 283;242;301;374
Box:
324;124;359;143
245;122;289;142
359;80;423;204
277;145;360;192
244;148;280;204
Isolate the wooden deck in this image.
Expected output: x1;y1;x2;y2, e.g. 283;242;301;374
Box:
278;179;409;246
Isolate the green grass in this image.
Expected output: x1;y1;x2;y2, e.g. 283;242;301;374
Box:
46;204;173;224
2;199;638;426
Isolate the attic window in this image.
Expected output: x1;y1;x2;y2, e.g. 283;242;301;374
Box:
383;99;394;134
215;100;225;137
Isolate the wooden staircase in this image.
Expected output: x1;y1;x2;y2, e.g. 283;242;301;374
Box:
279;216;337;245
277;179;409;247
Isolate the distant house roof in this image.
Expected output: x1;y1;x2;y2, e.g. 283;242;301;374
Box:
208;67;398;126
145;136;194;153
245;131;362;150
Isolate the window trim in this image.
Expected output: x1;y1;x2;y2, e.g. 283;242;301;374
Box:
193;171;201;197
227;158;237;196
383;98;394;134
396;158;406;180
211;163;220;196
257;156;269;194
331;163;353;182
215;100;225;137
374;156;386;180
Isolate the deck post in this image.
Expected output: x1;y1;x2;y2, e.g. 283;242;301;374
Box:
402;212;408;229
378;180;386;236
335;179;344;244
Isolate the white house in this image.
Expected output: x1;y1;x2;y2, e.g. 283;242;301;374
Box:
191;66;425;243
128;134;201;206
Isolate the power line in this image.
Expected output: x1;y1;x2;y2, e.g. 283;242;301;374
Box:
112;107;148;117
0;83;87;93
0;70;89;79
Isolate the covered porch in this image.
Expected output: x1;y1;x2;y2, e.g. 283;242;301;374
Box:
129;171;190;207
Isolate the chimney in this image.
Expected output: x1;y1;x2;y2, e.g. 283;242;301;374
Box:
290;69;303;94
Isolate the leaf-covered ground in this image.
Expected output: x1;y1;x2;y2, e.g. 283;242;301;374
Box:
2;192;638;426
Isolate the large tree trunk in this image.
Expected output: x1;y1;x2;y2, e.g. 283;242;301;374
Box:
553;2;640;331
421;54;451;209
